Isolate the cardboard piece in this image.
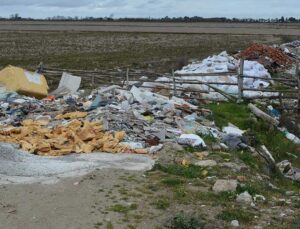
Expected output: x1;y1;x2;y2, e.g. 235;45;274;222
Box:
58;72;81;93
0;65;49;98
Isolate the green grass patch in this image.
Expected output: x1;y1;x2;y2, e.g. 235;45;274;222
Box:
183;146;200;153
198;133;217;145
236;183;260;196
161;178;184;187
196;191;236;204
293;217;300;229
217;208;254;223
169;213;204;229
108;204;137;214
206;103;300;167
233;150;261;169
294;201;300;209
106;222;114;229
153;198;170;210
153;163;205;179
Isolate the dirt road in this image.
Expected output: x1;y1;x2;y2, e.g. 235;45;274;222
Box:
1;21;300;35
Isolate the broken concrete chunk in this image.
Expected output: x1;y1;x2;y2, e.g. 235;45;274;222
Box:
236;191;253;204
277;160;300;182
194;160;217;167
177;134;206;147
212;179;238;193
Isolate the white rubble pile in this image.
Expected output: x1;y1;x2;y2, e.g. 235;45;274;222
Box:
143;51;277;101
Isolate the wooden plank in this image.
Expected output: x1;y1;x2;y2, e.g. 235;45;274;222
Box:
297;62;300;114
248;103;279;126
174;71;237;76
205;84;237;102
242;75;297;82
238;59;244;102
243;88;297;93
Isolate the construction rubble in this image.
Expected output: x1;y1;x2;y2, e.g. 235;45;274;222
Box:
0;80;214;156
141;51;276;101
235;44;295;72
0;41;298;181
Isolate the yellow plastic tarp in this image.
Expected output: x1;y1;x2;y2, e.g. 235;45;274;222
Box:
0;65;48;98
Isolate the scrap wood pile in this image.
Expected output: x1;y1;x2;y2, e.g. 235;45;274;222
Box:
234;44;294;72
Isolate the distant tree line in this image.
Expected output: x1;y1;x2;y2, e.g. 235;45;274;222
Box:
1;14;299;23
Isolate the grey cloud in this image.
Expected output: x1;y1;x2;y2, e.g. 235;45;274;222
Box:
0;0;299;18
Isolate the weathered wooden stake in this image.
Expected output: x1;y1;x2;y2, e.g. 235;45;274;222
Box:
296;62;300;114
279;92;283;111
172;69;177;97
92;75;95;89
126;68;129;90
238;59;244;102
37;62;44;73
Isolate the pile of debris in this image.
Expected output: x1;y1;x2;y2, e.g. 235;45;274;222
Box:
235;44;294;72
283;40;300;49
142;51;274;101
0;70;214;156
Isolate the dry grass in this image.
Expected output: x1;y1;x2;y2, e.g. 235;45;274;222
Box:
0;31;286;71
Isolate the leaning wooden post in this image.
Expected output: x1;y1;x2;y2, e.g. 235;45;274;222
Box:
37;62;44;73
111;73;115;85
92;75;95;89
279;92;283;111
296;62;300;114
172;69;177;97
126;68;129;90
238;59;244;103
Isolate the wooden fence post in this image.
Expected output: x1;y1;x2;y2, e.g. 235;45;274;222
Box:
296;62;300;114
238;59;244;102
126;68;129;90
279;92;283;111
92;75;95;89
37;62;44;73
111;73;115;85
172;69;177;97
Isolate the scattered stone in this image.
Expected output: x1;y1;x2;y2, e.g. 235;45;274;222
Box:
285;191;295;196
211;143;222;151
237;176;247;182
195;151;209;160
236;191;253;204
219;162;247;172
7;209;16;214
231;220;239;227
201;170;208;177
254;194;266;202
280;213;286;218
212;179;238;193
268;183;279;190
220;143;229;150
195;160;217;167
254;226;263;229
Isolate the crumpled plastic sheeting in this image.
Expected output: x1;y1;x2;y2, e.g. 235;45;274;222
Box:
0;143;155;184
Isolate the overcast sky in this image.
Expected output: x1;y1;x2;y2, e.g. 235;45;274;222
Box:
0;0;299;19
